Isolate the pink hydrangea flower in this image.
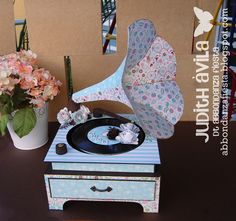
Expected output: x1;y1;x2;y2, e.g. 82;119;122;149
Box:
0;50;61;108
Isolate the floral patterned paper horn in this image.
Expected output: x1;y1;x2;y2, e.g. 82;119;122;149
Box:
122;19;184;138
72;58;132;108
72;19;184;139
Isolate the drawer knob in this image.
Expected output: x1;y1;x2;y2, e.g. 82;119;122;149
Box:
90;186;112;192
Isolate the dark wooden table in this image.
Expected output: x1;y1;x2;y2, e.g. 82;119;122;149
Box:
0;122;235;221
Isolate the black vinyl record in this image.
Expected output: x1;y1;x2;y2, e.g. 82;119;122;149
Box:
67;118;145;155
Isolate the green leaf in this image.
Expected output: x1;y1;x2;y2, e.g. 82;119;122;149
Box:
0;94;10;104
13;107;36;138
12;85;29;109
0;114;9;136
1;100;13;115
0;94;13;115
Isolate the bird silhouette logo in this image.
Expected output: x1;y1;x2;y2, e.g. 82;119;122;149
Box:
194;7;213;37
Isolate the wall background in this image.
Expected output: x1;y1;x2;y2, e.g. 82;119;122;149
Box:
0;0;221;121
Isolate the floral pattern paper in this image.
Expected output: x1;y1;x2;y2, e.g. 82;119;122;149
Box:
72;19;184;139
122;19;184;138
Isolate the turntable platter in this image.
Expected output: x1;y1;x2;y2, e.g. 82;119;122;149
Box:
66;118;145;155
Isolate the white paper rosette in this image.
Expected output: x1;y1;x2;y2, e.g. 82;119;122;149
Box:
115;130;139;145
57;107;72;125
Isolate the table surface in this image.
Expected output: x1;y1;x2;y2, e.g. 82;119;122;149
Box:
0;122;235;221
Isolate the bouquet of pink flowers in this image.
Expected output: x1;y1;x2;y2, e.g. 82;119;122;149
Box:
0;50;61;137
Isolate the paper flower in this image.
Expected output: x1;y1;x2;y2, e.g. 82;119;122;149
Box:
80;105;90;115
120;122;140;133
57;107;72;125
102;123;140;144
115;130;139;145
57;105;90;126
71;110;87;124
71;105;90;124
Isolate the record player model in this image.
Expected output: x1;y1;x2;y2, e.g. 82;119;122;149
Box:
44;19;184;213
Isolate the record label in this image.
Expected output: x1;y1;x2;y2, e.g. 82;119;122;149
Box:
87;126;120;145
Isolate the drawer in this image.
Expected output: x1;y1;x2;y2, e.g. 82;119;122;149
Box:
49;178;156;201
